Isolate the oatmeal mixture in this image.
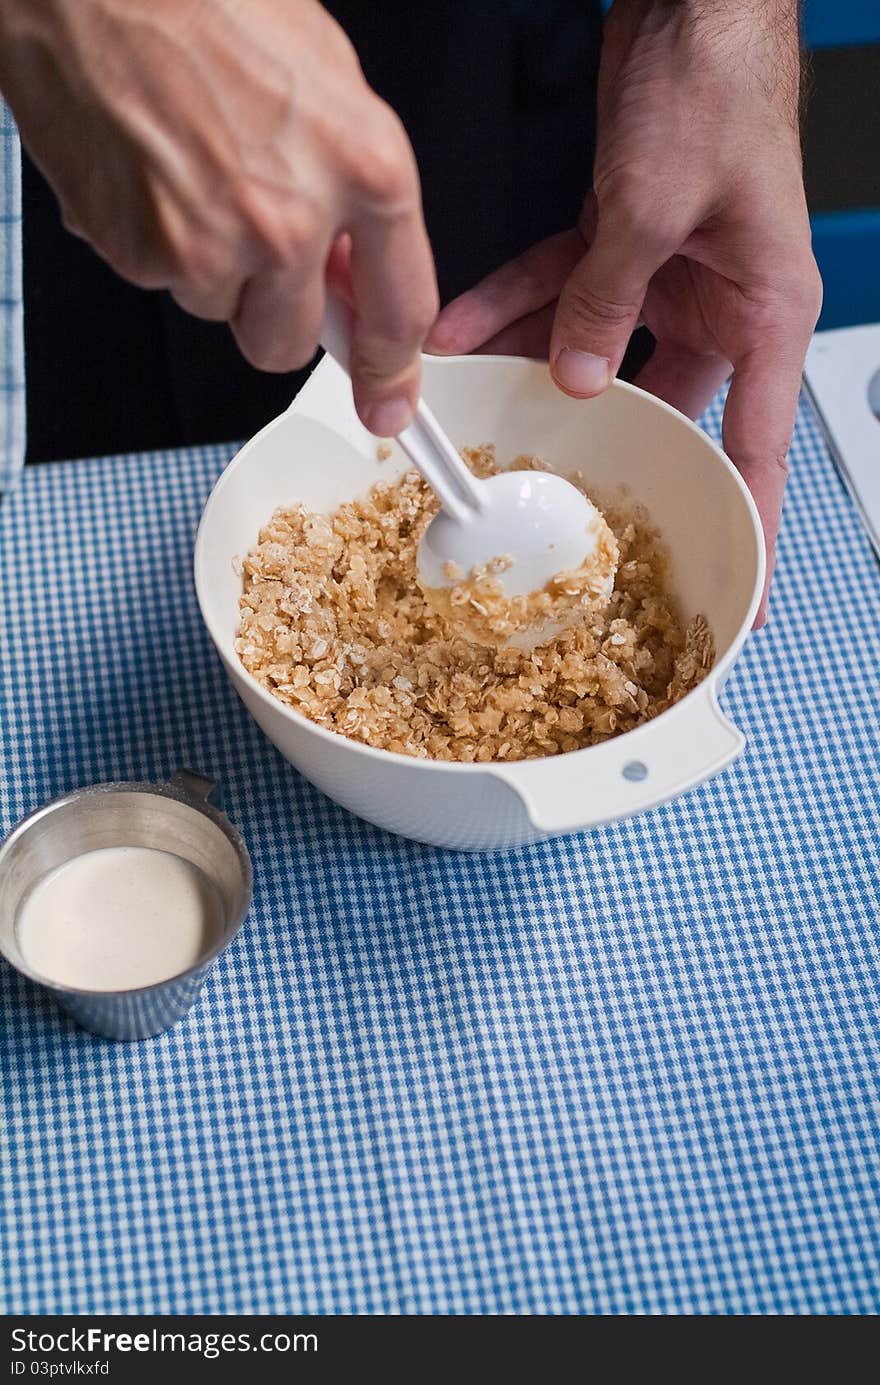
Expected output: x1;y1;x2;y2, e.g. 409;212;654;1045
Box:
236;445;714;763
423;485;619;648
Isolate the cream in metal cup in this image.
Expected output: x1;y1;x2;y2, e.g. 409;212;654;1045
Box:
0;769;252;1040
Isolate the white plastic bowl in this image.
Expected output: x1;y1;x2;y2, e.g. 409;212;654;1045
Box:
195;356;764;851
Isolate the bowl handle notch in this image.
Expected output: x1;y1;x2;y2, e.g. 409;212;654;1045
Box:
490;681;744;836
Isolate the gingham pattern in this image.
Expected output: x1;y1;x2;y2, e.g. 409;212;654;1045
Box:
0;100;24;492
1;393;879;1315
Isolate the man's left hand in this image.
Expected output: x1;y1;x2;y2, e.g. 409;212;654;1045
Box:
427;0;822;626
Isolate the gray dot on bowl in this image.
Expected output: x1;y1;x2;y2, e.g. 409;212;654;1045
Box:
622;761;648;783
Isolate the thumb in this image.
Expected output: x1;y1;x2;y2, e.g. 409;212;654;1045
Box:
549;218;661;399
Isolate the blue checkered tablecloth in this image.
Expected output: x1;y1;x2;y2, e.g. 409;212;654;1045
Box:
1;393;879;1315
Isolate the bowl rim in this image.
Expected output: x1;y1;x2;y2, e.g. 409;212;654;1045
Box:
194;361;765;777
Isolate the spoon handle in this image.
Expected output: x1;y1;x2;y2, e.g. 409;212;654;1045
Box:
321;295;485;526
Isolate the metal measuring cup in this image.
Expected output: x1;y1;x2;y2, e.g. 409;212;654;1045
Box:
0;769;252;1040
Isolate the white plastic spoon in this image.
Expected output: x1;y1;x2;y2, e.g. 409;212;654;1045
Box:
320;297;606;606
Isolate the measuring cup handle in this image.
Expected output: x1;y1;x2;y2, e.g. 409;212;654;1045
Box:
170;769;219;803
492;681;743;836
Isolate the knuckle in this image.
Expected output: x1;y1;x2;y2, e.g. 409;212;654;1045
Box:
349;335;420;392
349;108;418;210
410;283;441;339
263;214;308;269
242;188;321;269
122;202;206;291
793;256;824;324
349;343;406;384
757;257;823;340
176;241;229;298
172;291;226;324
563;278;635;329
353;284;439;367
739;443;791;479
103;238;167;290
233;327;315;375
357;308;433;364
599;170;679;255
130;184;193;287
268;345;317;372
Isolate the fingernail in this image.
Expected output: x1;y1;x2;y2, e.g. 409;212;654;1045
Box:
363;397;413;437
552;348;610;397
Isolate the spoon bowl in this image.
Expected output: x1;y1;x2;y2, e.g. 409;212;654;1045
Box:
417;468;607;596
320;297;614;636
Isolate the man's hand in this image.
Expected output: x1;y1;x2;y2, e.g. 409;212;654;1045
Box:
0;0;438;436
428;0;822;624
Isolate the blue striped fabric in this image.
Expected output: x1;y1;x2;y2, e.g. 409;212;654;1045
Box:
0;100;24;493
1;391;879;1314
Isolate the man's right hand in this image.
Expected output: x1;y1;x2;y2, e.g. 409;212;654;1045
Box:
0;0;438;435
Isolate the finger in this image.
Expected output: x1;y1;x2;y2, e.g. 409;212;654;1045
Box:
477;304;556;359
722;342;804;628
231;255;328;374
425;231;583;355
346;198;439;436
161;195;248;321
170;275;243;323
325;232;353;304
576;190;598;249
549;210;675;399
634;340;732;419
